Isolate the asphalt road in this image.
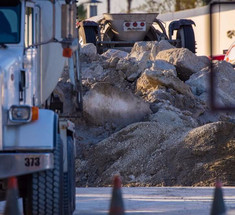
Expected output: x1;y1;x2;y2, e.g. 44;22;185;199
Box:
1;187;235;215
75;187;235;215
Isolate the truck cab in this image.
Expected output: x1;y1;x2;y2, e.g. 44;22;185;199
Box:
0;0;78;214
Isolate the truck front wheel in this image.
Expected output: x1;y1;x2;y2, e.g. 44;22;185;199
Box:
23;136;64;215
176;25;196;53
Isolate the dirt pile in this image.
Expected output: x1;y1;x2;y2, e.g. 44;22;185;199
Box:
78;121;235;186
57;41;235;187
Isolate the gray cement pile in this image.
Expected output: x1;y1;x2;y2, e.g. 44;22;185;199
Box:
56;41;235;187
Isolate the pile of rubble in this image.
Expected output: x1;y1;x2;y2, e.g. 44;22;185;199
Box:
58;40;235;187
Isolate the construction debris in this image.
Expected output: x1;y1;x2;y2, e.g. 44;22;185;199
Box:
55;41;235;187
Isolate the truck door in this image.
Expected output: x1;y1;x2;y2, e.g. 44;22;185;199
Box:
24;2;41;106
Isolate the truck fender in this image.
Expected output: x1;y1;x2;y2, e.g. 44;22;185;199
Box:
4;109;57;150
168;19;196;39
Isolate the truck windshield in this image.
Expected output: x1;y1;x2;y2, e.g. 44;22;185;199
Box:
0;3;21;44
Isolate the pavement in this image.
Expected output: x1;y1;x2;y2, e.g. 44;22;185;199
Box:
0;187;235;215
75;187;235;215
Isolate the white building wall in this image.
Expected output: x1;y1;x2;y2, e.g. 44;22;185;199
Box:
158;4;235;56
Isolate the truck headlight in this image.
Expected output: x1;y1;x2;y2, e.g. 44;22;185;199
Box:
9;105;39;123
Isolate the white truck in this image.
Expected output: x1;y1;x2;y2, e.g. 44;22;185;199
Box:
0;0;81;214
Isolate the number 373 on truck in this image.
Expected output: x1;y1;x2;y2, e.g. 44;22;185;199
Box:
0;0;81;214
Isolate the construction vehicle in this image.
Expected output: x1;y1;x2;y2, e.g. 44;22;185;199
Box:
78;13;196;54
0;0;81;214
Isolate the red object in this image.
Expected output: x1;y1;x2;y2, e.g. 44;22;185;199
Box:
113;175;121;189
125;22;130;27
8;177;18;189
133;22;138;27
63;48;73;58
140;22;145;27
209;54;225;61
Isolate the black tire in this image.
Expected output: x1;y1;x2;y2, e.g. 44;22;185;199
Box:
176;25;196;53
144;26;160;41
79;26;97;45
63;136;76;214
23;136;64;215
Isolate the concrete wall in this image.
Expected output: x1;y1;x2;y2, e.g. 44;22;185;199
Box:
158;4;235;56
